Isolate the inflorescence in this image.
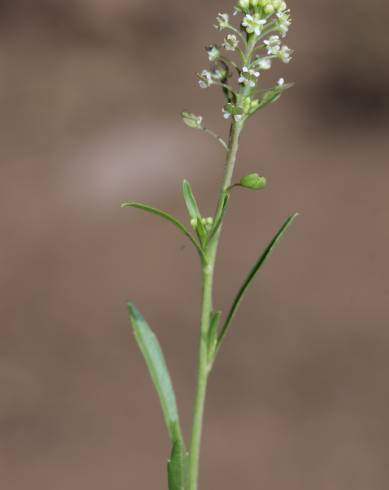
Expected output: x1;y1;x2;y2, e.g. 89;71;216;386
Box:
196;0;293;123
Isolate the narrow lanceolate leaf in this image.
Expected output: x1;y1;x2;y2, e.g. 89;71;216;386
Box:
182;180;201;221
127;303;184;443
253;82;294;115
207;310;221;366
121;201;204;258
217;213;298;352
167;438;189;490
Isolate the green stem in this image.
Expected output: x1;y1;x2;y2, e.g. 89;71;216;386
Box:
187;266;213;490
188;121;243;490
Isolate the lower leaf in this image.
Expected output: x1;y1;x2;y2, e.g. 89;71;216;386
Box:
168;438;189;490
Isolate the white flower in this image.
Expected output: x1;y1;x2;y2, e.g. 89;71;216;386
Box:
264;35;281;55
215;13;230;31
279;45;293;63
223;34;239;51
277;78;285;87
256;57;272;70
276;11;291;37
238;66;260;88
198;70;213;89
242;14;266;36
207;46;220;62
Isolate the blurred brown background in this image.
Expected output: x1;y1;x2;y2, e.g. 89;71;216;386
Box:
1;1;389;489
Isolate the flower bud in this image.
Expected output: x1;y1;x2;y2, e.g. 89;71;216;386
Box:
190;218;198;229
264;4;275;14
239;0;250;9
239;173;267;190
181;112;203;129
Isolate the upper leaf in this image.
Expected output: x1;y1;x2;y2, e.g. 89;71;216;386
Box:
121;201;204;259
206;191;230;244
217;213;298;352
182;180;202;221
207;310;222;366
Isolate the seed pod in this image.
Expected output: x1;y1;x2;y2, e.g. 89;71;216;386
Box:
181;112;203;130
239;173;267;190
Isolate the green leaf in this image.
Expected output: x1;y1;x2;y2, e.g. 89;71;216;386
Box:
252;82;294;115
127;303;184;443
206;192;230;244
207;310;221;365
168;438;189;490
121;201;204;258
217;213;298;352
182;180;209;243
182;180;201;221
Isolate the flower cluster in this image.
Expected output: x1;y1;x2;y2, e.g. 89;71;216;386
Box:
238;0;287;15
192;0;293;125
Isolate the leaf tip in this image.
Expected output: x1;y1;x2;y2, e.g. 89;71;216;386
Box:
121;201;136;209
127;302;137;319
